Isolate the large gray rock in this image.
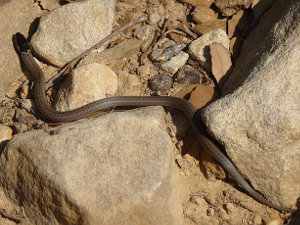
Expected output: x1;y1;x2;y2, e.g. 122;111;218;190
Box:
202;0;300;209
0;0;59;99
0;107;182;225
31;0;116;67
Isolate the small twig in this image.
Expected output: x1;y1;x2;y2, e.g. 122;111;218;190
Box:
46;15;148;88
0;208;23;223
163;29;187;37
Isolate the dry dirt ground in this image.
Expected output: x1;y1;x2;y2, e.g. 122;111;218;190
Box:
0;0;295;224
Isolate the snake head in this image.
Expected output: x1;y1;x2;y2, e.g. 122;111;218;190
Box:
13;32;30;54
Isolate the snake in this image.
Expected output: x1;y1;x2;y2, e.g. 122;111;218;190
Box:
13;32;284;211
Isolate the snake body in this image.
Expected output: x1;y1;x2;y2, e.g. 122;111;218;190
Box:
13;32;283;211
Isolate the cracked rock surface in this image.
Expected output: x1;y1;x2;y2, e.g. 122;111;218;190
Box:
202;0;300;209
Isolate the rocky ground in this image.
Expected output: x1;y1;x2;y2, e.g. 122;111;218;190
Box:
0;0;299;225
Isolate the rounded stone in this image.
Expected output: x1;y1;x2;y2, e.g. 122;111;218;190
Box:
56;63;118;111
161;51;189;75
176;65;206;84
149;74;173;92
31;0;115;66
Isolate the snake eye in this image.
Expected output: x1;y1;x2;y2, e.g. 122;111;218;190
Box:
13;32;30;53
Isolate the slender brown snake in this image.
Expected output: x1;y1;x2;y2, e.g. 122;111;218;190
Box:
12;32;284;211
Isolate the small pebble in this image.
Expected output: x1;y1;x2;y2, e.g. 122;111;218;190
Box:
224;203;234;214
176;65;206;84
151;38;186;62
137;63;158;80
149;12;163;25
0;124;13;142
147;4;165;25
160;44;187;60
151;38;175;61
161;51;189;75
253;214;263;225
190;196;208;207
210;42;232;81
149;74;173;92
189;85;215;109
207;207;215;216
17;99;33;113
219;208;230;220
